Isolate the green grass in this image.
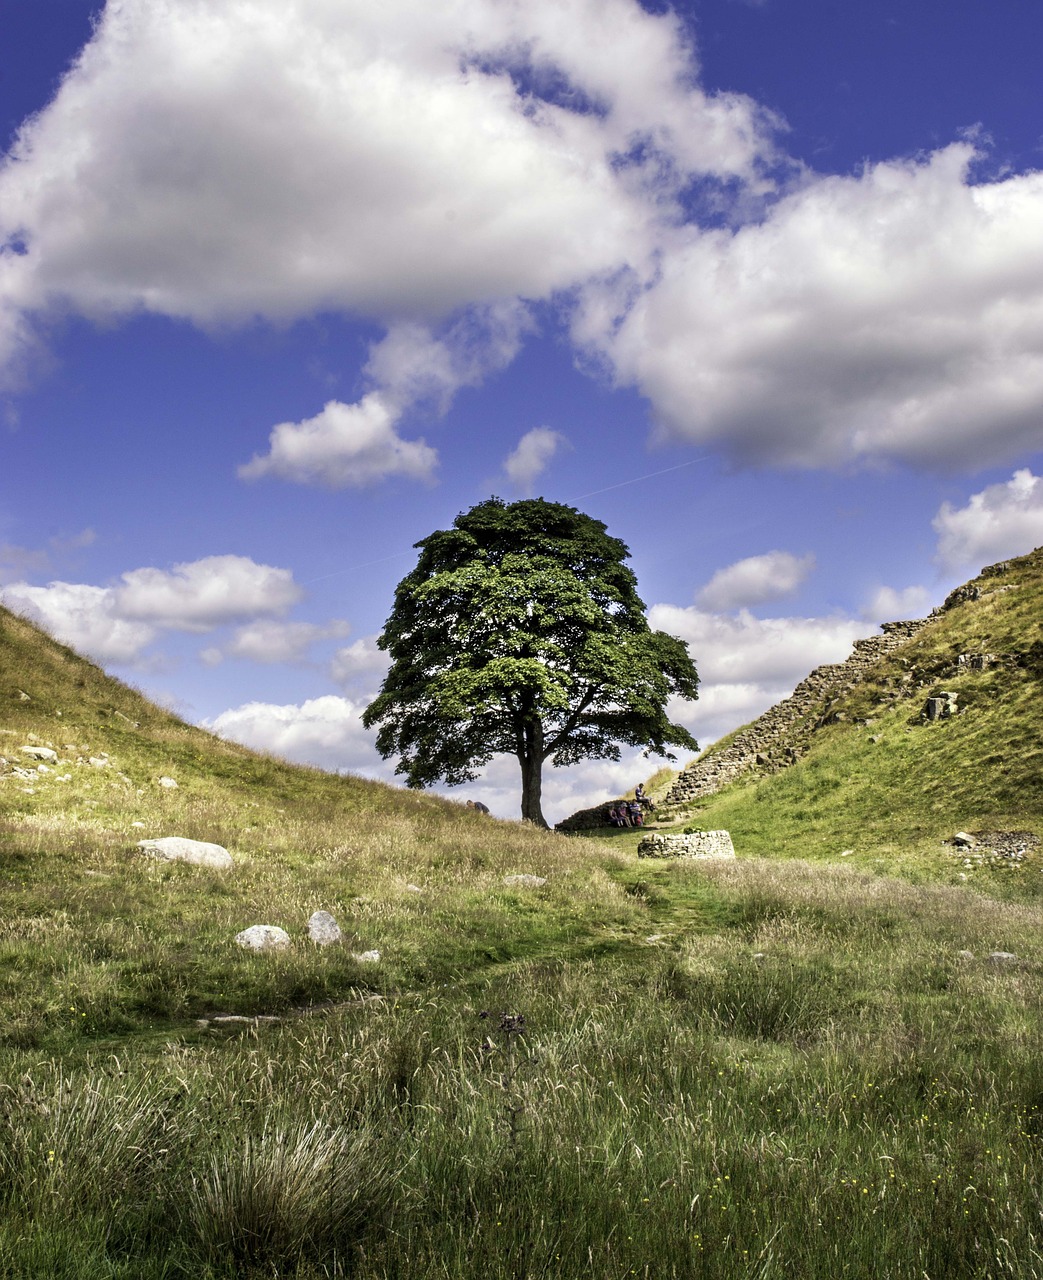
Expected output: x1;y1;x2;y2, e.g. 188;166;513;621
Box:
4;861;1043;1278
3;562;1043;1276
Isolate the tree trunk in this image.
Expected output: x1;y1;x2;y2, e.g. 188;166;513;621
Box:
518;719;548;827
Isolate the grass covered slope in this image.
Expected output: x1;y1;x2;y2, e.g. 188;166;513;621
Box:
0;603;645;1050
675;549;1043;880
5;591;1043;1278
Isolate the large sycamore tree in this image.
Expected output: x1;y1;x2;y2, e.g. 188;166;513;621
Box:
362;498;699;827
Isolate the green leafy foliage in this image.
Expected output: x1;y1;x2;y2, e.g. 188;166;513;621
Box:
363;498;698;824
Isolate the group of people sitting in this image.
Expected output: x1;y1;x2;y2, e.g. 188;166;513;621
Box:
607;783;653;828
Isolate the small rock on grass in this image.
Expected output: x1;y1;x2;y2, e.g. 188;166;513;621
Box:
307;910;342;945
236;925;291;952
503;874;547;888
986;951;1018;967
353;950;381;963
137;836;233;869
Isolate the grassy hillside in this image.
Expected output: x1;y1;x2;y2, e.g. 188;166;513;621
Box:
4;594;1043;1278
0;604;648;1051
591;549;1043;895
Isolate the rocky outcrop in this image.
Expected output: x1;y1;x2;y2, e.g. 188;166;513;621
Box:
662;619;927;809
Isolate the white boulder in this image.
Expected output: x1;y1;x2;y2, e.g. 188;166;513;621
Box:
353;950;381;963
20;745;57;762
307;910;342;945
503;874;547;888
158;775;179;789
137;836;233;869
236;925;291;952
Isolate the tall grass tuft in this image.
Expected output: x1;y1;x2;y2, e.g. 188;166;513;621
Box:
185;1119;400;1270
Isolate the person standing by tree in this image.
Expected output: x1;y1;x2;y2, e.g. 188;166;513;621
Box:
362;497;698;828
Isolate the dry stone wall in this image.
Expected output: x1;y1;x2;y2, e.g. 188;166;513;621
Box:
637;831;735;859
663;619;928;809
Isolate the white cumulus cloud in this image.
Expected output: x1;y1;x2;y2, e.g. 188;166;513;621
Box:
239;394;438;488
1;580;156;663
222;617;350;665
933;468;1043;573
861;584;932;623
696;550;814;611
115;555;303;631
205;694;390;778
576;144;1043;471
0;0;767;354
330;637;391;692
503;427;567;493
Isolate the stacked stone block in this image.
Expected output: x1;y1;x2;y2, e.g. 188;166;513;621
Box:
662;618;927;809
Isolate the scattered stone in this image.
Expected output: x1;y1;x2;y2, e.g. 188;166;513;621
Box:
868;735;882;744
88;757;109;769
638;831;736;860
235;925;291;952
923;692;958;721
752;952;767;962
406;884;423;893
16;689;30;702
952;832;976;848
645;934;665;943
956;950;975;962
36;764;51;774
131;821;146;828
20;745;57;762
839;849;854;857
20;787;35;794
307;910;342;945
353;949;381;963
957;652;998;670
158;775;179;789
211;1014;282;1025
986;951;1018;967
137;836;233;869
503;874;548;887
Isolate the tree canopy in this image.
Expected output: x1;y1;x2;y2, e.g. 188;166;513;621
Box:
362;497;698;827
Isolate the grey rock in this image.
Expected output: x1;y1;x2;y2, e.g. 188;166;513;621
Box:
952;831;976;847
157;775;179;789
956;950;975;962
503;874;547;887
924;692;958;721
307;910;342;945
88;756;109;768
353;949;381;963
986;951;1018;967
20;745;57;762
235;925;291;952
137;836;233;869
211;1014;282;1025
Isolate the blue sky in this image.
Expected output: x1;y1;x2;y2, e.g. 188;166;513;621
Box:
2;0;1043;822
